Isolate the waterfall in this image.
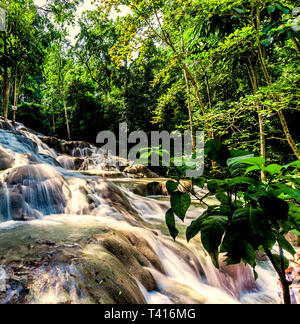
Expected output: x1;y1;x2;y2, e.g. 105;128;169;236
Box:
0;119;282;304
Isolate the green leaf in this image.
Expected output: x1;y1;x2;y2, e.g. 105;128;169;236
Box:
166;180;179;193
259;195;289;223
216;192;230;205
192;177;206;189
241;157;265;168
244;243;256;267
274;184;300;203
276;233;297;256
201;216;227;264
205;139;231;166
227;154;254;177
228;177;258;188
171;192;191;221
262;232;277;251
186;218;202;242
207;179;227;194
249;208;270;236
272;254;290;270
264;164;283;176
262;39;273;47
165;209;179;241
230;150;252;158
210;251;220;269
253;269;259;281
283;160;300;169
288;203;300;232
245;165;261;175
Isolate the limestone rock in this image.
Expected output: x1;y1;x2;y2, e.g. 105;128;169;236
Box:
0;148;14;171
124;164;159;179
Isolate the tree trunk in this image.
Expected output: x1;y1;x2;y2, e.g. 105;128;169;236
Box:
253;1;300;160
12;71;18;127
264;246;291;304
247;60;266;181
258;51;300;159
3;32;10;121
180;26;196;151
4;80;10;121
183;69;196;152
62;97;71;140
52;110;56;135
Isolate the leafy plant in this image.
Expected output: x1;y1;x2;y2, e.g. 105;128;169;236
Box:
165;139;300;304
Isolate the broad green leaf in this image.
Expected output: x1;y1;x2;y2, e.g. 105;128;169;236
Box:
186;218;202;242
249;208;270;236
263;232;277;250
245;165;261;175
244;243;256;267
283;160;300;169
276;233;296;256
288;203;300;232
192;177;206;189
210;251;220;269
259;195;289;223
216;192;230;205
165;208;179;241
201;216;227;262
166;180;179;193
230;150;252;158
227;154;254;177
241;157;265;168
272;254;290;270
171;192;191;221
207;179;227;194
228;177;257;188
274;184;300;203
264;164;283;176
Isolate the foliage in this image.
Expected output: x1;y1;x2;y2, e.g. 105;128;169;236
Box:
164;139;299;303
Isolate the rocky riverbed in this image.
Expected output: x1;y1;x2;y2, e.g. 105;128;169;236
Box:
0;119;281;304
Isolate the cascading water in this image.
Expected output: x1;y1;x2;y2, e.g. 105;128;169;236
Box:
0;119;281;304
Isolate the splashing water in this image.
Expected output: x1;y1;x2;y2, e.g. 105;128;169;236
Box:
0;119;281;304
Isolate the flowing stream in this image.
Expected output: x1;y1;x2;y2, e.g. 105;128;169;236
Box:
0;119;280;304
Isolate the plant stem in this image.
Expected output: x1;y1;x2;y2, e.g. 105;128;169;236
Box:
264;246;291;304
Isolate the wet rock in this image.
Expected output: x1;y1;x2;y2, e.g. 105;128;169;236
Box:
40;136;93;157
218;257;258;299
0;148;14;171
95;180;136;215
98;236;158;292
6;164;63;186
74;158;88;170
133;182;168;196
0;225;151;304
3;165;66;219
123;231;165;274
9;193;26;221
124;164;159;179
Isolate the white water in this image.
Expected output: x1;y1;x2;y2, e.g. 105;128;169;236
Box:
0;119;281;304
